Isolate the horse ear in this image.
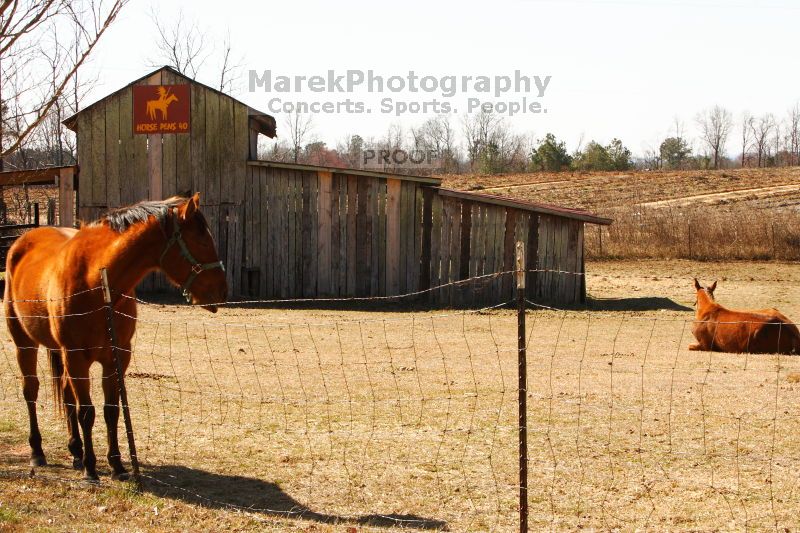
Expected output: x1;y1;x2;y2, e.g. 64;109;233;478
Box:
694;278;701;290
178;193;200;221
709;280;717;293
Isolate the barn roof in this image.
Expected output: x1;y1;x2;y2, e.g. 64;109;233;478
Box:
0;165;76;186
247;161;612;224
438;188;613;225
62;66;277;138
247;160;443;185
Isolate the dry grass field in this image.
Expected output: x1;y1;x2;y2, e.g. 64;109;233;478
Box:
444;167;800;261
3;259;800;531
442;167;800;212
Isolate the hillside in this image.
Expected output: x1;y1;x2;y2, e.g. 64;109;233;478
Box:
441;167;800;261
441;167;800;213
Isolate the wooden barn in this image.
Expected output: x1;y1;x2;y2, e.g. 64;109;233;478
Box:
59;66;611;307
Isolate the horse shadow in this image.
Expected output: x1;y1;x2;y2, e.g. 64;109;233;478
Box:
586;296;692;312
142;464;448;531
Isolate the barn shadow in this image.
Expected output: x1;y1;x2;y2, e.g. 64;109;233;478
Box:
586;295;692;312
142;464;448;531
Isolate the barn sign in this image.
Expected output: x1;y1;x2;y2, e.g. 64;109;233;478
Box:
132;84;190;134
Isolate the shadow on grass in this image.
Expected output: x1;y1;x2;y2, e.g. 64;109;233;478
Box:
586;295;692;312
142;464;448;531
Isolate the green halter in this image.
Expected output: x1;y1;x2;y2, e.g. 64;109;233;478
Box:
159;208;225;302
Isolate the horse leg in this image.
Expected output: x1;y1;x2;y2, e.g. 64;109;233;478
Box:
17;346;46;466
64;383;84;470
67;358;98;481
51;349;83;470
101;358;130;481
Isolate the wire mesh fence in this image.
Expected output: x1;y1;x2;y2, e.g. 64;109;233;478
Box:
2;269;800;530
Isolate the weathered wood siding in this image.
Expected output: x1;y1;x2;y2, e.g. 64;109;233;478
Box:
422;195;582;307
244;163;586;306
76;69;250;293
75;70;588;306
245;165;398;299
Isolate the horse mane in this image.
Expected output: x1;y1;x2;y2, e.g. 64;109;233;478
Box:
94;196;190;233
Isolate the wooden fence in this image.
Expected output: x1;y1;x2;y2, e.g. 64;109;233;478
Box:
245;162;587;307
0;203;40;274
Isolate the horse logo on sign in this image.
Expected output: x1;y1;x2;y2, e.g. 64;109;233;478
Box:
146;87;179;121
133;84;190;134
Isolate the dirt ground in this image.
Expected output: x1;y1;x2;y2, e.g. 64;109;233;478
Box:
2;259;800;531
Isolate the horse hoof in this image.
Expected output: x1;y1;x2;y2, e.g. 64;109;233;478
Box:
72;458;84;471
29;456;47;467
83;472;100;483
111;471;130;482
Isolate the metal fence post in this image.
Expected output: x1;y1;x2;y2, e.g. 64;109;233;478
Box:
516;241;528;533
100;268;142;490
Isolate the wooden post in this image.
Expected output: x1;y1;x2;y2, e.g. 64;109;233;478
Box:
32;203;39;226
58;166;75;228
248;127;259;160
516;241;528;533
317;171;332;296
597;225;602;257
47;198;56;225
100;268;142;490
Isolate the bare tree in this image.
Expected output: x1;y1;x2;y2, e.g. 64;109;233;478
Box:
371;123;406;172
641;142;662;170
217;30;244;94
0;0;128;165
696;105;733;169
462;109;503;171
37;23;96;166
150;9;208;79
772;120;783;166
788;103;800;166
411;115;458;173
261;138;291;162
150;9;244;93
750;113;775;168
672;116;687;143
336;134;364;169
284;111;313;164
740;112;753;167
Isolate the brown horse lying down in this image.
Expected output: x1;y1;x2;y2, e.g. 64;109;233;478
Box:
690;278;800;354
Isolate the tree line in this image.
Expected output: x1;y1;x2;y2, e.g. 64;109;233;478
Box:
643;106;800;171
265;103;800;176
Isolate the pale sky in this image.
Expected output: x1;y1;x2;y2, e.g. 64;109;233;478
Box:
80;0;800;157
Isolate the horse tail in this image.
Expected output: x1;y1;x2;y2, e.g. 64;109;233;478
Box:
49;349;65;418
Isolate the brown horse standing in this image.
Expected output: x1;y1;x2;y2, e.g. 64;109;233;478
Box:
4;194;226;480
690;278;800;354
